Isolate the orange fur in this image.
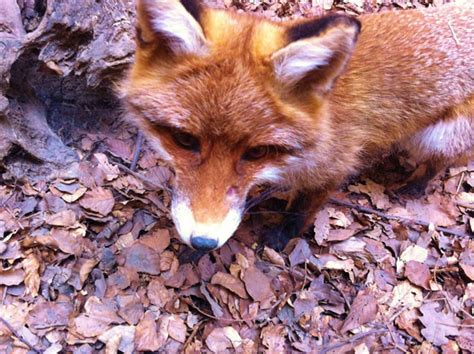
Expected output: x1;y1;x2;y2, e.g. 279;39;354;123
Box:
120;0;473;249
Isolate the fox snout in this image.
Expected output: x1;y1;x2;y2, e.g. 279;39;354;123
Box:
170;190;245;251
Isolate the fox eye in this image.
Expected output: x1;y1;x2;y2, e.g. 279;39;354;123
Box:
171;130;200;151
242;146;269;161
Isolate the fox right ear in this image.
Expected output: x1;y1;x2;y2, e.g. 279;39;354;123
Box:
136;0;208;56
271;15;361;95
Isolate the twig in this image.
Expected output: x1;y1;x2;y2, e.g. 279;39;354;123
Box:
183;320;203;350
319;328;385;354
447;21;461;46
328;198;471;238
116;162;172;193
187;302;247;323
0;316;40;353
130;132;144;171
455;171;465;194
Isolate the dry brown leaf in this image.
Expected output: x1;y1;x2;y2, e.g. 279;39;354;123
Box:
140;228;170;253
0;268;25;286
395;308;423;342
289;238;311;267
404;260;431;290
206;327;233;352
261;324;286;352
42;228;84;256
390;281;423;309
211;271;248;299
79;258;99;286
22;254;41;297
348;179;390;210
135;312;161;352
45;210;77;227
72;297;124;338
147;278;172;308
340;289;378;333
313;208;330;245
94;153;120;181
79;187;115;216
459;245;474;281
243;266;273;302
98;325;135;354
262;246;285;266
419;302;460;346
117;294;144;325
168;315;187;343
27;301;73;330
124;242;161;275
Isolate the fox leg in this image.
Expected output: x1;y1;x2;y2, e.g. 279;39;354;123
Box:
263;189;329;250
399;98;474;196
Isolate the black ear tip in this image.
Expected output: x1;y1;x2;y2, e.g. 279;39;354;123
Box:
288;14;362;43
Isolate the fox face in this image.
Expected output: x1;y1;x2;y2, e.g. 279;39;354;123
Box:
121;0;360;250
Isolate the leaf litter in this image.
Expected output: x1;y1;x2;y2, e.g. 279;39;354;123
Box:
0;0;472;352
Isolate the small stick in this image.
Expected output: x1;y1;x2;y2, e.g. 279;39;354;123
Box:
116;162;172;193
447;21;461;46
328;198;471;238
0;316;40;353
319;328;385;354
130;132;144;171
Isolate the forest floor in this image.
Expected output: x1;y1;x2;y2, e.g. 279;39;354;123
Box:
0;0;473;353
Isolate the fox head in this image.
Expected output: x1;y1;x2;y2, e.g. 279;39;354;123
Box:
120;0;360;250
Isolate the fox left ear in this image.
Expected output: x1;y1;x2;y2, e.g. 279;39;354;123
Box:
136;0;208;56
271;15;361;94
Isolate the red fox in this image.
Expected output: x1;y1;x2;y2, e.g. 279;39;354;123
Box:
120;0;474;251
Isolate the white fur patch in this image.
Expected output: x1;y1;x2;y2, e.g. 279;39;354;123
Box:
148;136;172;161
254;166;285;184
171;195;243;248
171;197;195;245
193;208;243;248
271;39;334;86
409;116;473;159
144;0;208;55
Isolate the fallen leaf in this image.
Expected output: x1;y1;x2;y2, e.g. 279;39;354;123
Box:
135;311;162;351
314;208;330;245
243;266;273;302
168;315;187;343
79;258;99;286
79;187;115;216
124;242;161;275
0;268;25;286
261;324;286;352
206;327;232;352
94;153;120;181
390;281;423;309
147;278;172;308
27;301;73;330
404;261;431;290
211;271;248;299
340;289;378;333
98;325;135;354
459;246;474;280
22;254;41;297
395;309;423;342
419;302;460;346
45;210;77;227
289;238;311;267
117;294;144;325
262;246;285;266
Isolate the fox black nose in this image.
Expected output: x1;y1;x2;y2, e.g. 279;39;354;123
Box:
191;236;218;251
